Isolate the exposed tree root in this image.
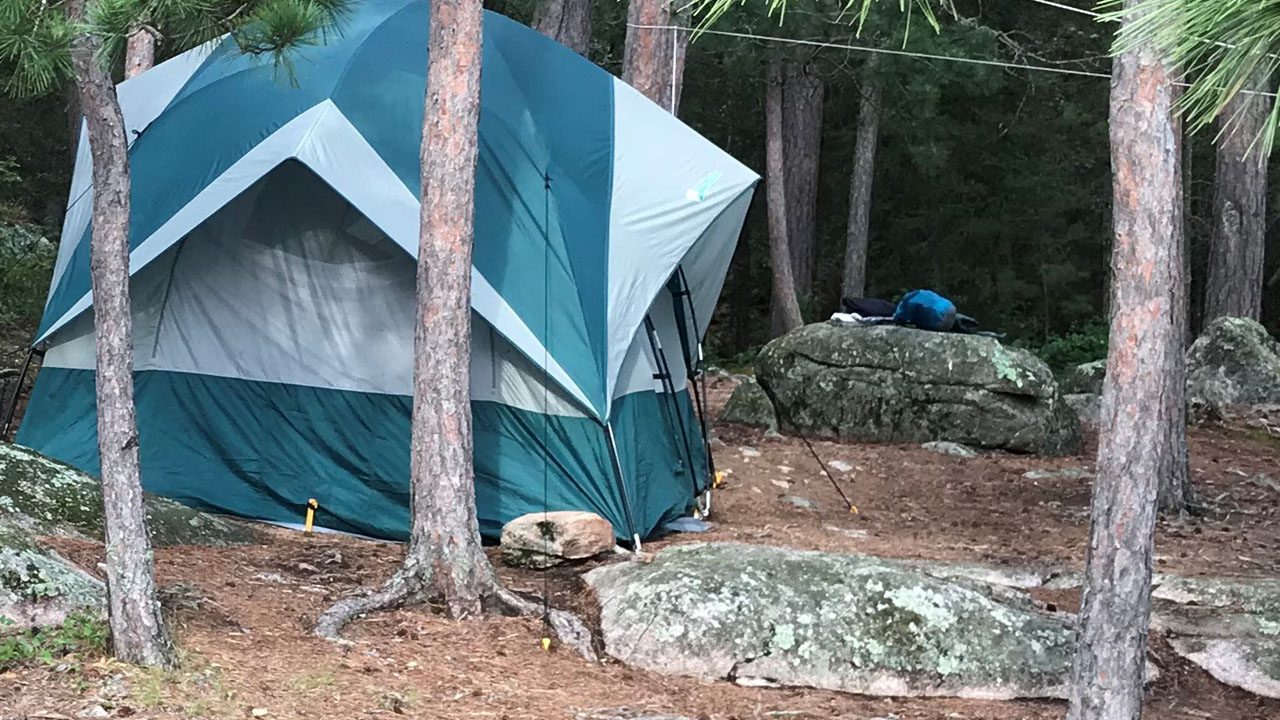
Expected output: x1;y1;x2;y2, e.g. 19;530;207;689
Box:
315;570;598;662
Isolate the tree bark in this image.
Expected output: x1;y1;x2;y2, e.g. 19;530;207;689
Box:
67;0;175;669
842;55;883;300
765;60;804;338
1204;71;1271;323
124;29;156;79
622;0;688;113
532;0;591;56
315;0;593;660
1069;11;1184;718
780;59;824;296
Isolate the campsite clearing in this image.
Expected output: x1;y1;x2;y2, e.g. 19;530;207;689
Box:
4;375;1280;719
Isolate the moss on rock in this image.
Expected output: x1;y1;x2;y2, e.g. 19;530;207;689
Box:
0;442;256;547
586;542;1075;700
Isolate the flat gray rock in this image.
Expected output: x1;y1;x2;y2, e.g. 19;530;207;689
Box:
1152;575;1280;698
922;441;978;459
586;542;1075;700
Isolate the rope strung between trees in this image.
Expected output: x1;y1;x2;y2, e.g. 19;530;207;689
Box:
626;22;1280;99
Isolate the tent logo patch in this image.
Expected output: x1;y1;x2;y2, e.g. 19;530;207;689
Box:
685;171;722;202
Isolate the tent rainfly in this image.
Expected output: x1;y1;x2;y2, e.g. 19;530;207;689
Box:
17;0;758;542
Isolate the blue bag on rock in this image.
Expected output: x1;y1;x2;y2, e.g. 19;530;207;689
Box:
894;289;957;331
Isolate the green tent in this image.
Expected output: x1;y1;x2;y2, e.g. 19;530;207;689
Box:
18;0;758;542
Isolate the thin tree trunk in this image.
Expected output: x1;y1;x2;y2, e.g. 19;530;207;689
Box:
1069;11;1182;718
124;29;156;79
842;55;882;299
780;59;824;296
622;0;688;113
67;0;174;669
532;0;592;56
1204;71;1271;323
766;59;803;338
315;0;593;659
1164;84;1195;513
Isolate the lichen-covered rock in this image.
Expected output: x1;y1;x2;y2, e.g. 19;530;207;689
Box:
585;542;1075;700
719;377;777;430
0;442;256;547
1152;575;1280;698
754;324;1081;455
0;516;104;630
1058;360;1106;395
500;511;614;569
1186;317;1280;420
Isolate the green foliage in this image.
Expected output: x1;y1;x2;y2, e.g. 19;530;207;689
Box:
0;222;56;331
0;0;352;100
0;611;109;670
1026;320;1109;371
1107;0;1280;154
692;0;941;44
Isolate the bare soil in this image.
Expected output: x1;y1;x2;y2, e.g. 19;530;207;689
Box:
4;374;1280;720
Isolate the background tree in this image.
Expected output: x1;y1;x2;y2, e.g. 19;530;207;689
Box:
842;52;882;299
532;0;592;55
764;57;803;335
1205;71;1273;323
623;0;688;112
314;0;594;658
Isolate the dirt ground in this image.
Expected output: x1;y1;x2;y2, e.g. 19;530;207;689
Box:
4;375;1280;720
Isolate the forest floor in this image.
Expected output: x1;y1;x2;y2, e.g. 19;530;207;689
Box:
5;375;1280;720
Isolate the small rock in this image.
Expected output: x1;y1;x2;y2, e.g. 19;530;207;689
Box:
251;709;270;718
782;495;817;510
922;441;978;459
76;707;109;719
1249;474;1280;493
770;480;790;489
1023;468;1094;481
827;460;854;473
739;446;761;458
500;511;614;569
777;465;793;474
1064;393;1101;428
824;525;868;539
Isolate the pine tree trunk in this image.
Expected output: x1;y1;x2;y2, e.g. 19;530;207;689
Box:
842;56;882;300
622;0;688;113
124;29;156;79
532;0;592;56
67;0;174;669
315;0;595;659
780;59;824;297
766;60;803;338
1069;15;1182;719
1204;71;1271;323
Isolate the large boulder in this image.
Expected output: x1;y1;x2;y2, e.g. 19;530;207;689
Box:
754;324;1081;454
0;516;103;630
585;543;1075;700
1186;317;1280;419
0;443;256;547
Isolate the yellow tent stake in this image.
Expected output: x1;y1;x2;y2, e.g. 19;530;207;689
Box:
304;498;319;533
540;637;552;652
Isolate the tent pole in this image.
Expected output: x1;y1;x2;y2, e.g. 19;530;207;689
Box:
604;422;641;551
643;317;699;498
2;344;40;441
671;268;716;482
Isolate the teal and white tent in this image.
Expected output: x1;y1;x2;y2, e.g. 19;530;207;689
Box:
17;0;758;542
